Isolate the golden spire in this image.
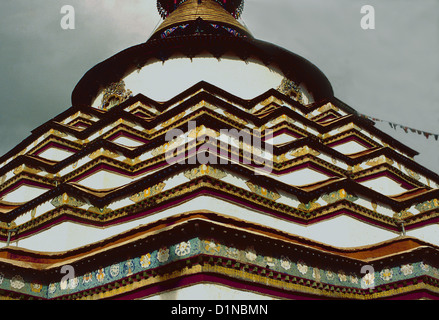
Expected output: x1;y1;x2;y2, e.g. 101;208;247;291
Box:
157;0;244;19
152;0;250;39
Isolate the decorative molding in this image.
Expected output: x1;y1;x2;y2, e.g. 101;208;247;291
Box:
88;149;120;160
321;189;358;204
290;146;320;158
151;137;185;157
404;166;421;181
51;193;86;208
245;181;280;201
223;111;248;125
100;81;132;110
129;183;166;203
415;199;439;213
1;234;437;300
88;206;112;215
188;125;219;139
393;210;414;220
277;78;304;105
184;165;227;180
298;199;321;212
366;155;394;167
317;102;339;113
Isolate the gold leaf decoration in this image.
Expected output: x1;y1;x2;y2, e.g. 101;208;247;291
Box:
393;210;414;220
371;201;378;212
89;149;120;160
88;206;112;215
100;81;132;110
188;125;219;138
404;166;420;181
129;182;166;203
161;111;186;128
317;102;339;113
151;137;185;157
270;114;295;126
123;156;141;166
274;153;288;163
13;165;24;175
277;78;304;105
51;193;85;208
190;100;218;111
337;123;361;133
298;199;321;212
184;165;227;180
415;199;439;213
290;146;320;157
31;208;36;219
366;156;393;166
223;111;248;125
260;96;284;107
245;181;281;201
321;189;358;204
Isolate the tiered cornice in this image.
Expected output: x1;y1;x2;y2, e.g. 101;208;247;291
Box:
1;82;438;249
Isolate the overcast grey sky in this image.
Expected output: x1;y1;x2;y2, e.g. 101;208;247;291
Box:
0;0;438;173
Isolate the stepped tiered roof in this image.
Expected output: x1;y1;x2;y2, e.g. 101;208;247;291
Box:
0;0;438;300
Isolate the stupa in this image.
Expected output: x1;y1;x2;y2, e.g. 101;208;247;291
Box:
0;0;439;300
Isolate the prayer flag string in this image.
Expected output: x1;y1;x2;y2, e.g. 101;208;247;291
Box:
359;114;439;141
